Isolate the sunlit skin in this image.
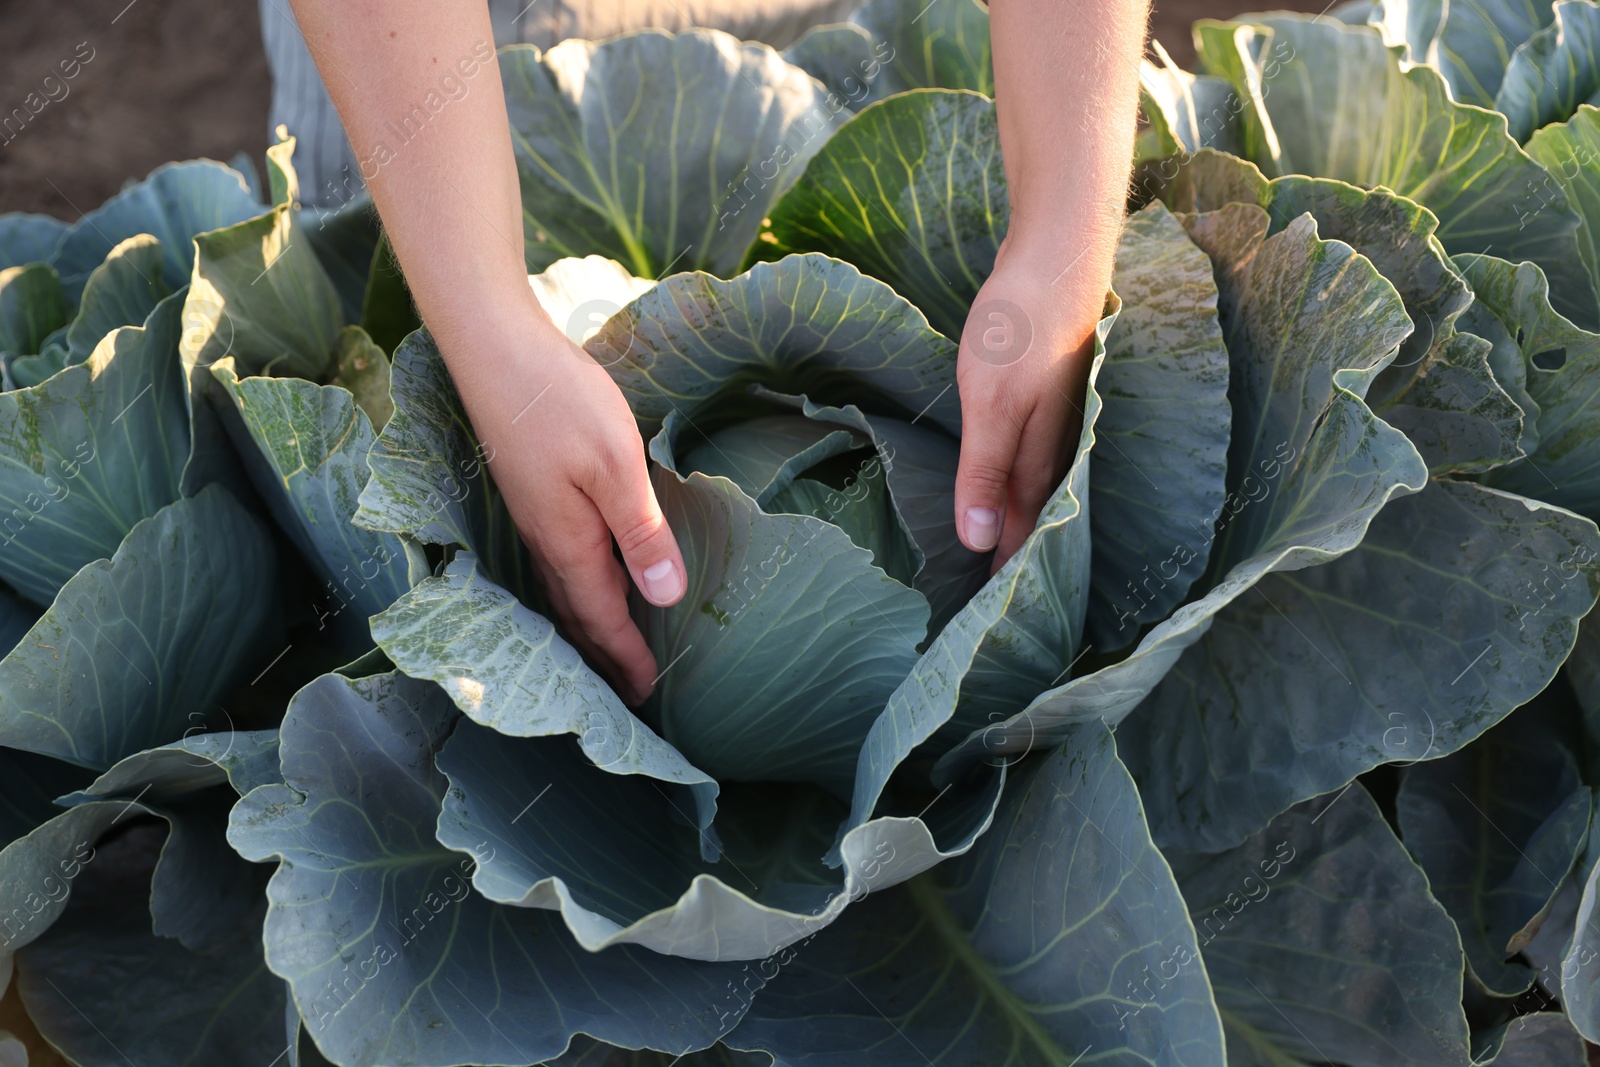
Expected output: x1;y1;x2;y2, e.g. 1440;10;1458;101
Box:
289;0;1149;703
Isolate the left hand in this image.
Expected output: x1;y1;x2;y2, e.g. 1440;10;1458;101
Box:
953;237;1107;569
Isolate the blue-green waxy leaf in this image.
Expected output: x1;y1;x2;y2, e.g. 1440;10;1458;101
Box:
840;312;1113;860
1397;705;1591;997
937;205;1426;779
1195;13;1595;327
1169;787;1471;1067
676;414;862;505
211;356;411;634
179;191;343;384
0;749;95;959
0;485;279;771
65;731;283;805
358;232;419;357
227;671;745;1067
1086;202;1230;650
303;193;382;327
501;31;842;279
1498;0;1600;141
1526;106;1600;324
1462;254;1600;520
353;329;536;603
851;0;992;98
0;590;35;659
731;724;1226;1067
55;234;170;370
0;216;65;272
0;264;67;360
1137;50;1247;160
751;90;1005;339
1122;479;1600;853
1474;1013;1588;1066
370;553;721;847
1366;0;1553;108
16;834;285;1067
50;160;262;303
641;462;927;793
0;291;187;606
590;254;961;438
782;23;881;104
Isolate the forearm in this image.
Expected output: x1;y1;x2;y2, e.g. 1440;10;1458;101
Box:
286;0;553;396
988;0;1148;313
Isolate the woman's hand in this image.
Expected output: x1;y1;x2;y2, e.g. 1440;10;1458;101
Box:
442;299;687;706
953;235;1106;568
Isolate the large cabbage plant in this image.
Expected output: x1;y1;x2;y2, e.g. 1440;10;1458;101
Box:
4;1;1600;1065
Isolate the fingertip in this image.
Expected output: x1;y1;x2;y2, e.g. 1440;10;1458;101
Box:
638;557;686;607
960;506;1002;553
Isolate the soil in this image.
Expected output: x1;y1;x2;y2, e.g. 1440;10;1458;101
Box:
0;0;1335;219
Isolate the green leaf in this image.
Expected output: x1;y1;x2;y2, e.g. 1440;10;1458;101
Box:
1498;0;1600;141
1473;1013;1588;1067
1526;106;1600;329
0;485;279;771
0;589;37;660
0;216;65;272
57;234;170;368
326;324;393;431
16;849;284;1067
1087;202;1231;649
180;197;343;386
1196;13;1594;327
751;90;1005;339
369;554;721;842
1169;787;1471;1067
0;290;187;606
1369;0;1553;108
731;725;1226;1067
211;354;409;631
501;32;844;278
358;232;419;355
841;312;1113;861
640;457;926;792
1120;479;1600;853
0;264;67;361
676;413;863;504
1138;49;1248;159
50;160;263;303
1464;254;1600;520
227;671;745;1066
301;194;381;326
937;206;1425;780
1397;703;1591;996
782;23;881;103
353;329;536;603
592;254;961;439
852;0;993;98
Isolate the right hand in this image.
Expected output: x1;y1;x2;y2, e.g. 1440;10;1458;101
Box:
441;298;687;706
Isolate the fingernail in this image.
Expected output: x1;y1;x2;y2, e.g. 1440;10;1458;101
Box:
964;507;1000;551
641;559;684;605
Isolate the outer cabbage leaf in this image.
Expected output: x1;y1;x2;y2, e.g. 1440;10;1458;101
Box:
369;553;721;847
938;206;1426;779
227;671;745;1067
1396;703;1591;996
54;234;170;370
1121;479;1600;852
1169;787;1471;1067
0;486;278;770
851;0;992;99
0;216;65;272
782;24;881;104
50;160;262;303
0;266;67;363
1138;47;1246;160
1462;253;1600;519
501;31;841;278
1498;0;1600;140
750;90;1004;339
0;291;187;606
1365;0;1553;107
1194;13;1594;327
1473;1013;1588;1067
1526;106;1600;324
729;725;1226;1067
211;357;411;639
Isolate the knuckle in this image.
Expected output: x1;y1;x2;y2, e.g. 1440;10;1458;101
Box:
959;461;1011;500
611;509;667;558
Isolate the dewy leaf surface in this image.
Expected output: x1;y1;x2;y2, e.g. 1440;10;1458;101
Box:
501;31;842;278
1169;788;1471;1067
0;291;188;606
0;485;279;771
731;724;1226;1067
227;671;745;1067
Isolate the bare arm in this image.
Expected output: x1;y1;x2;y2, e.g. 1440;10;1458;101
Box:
955;0;1149;564
286;0;686;703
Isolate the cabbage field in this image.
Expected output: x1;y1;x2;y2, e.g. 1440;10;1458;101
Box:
5;0;1600;1063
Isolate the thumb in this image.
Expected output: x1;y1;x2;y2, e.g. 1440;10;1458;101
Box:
953;396;1025;553
588;446;687;608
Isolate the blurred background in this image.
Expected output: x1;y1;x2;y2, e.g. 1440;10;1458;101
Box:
0;0;1329;217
